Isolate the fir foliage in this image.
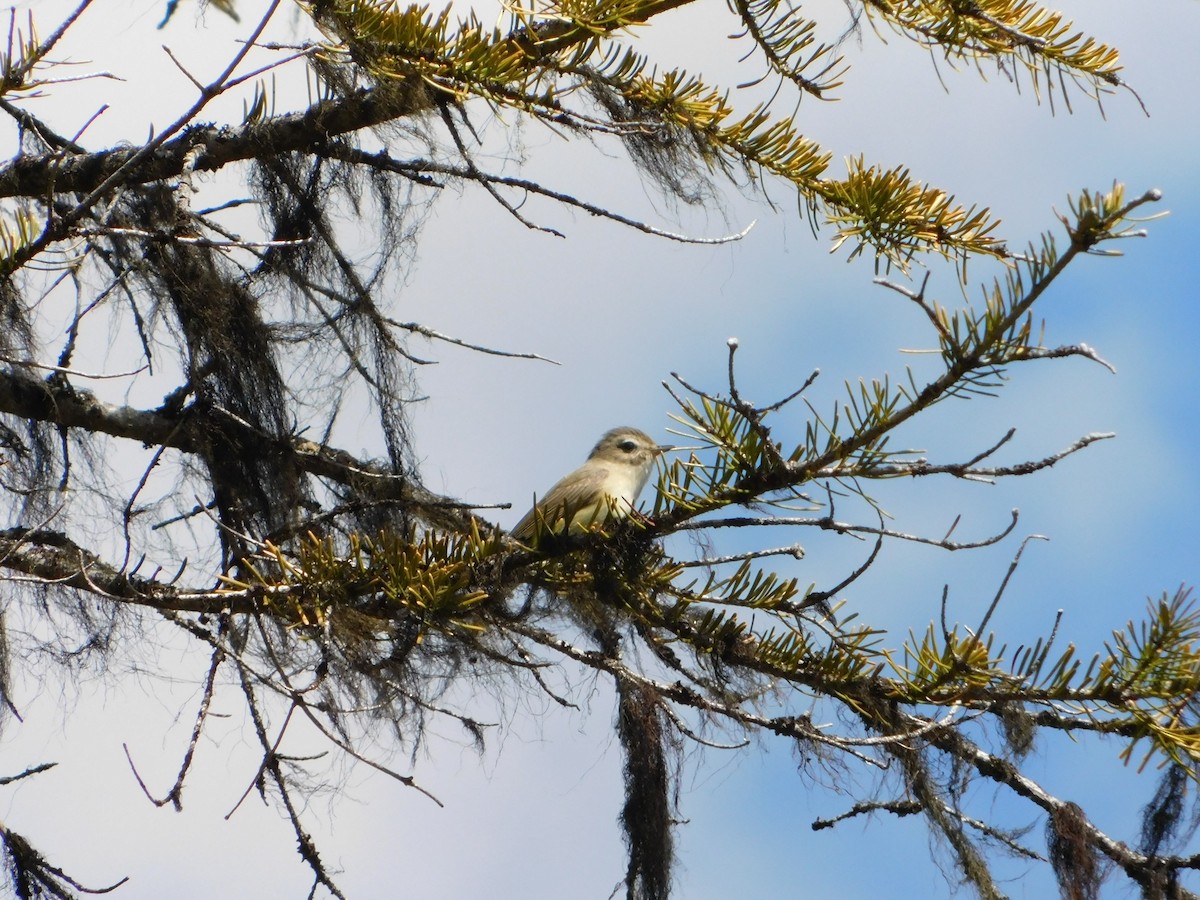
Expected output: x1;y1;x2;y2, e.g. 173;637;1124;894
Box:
0;2;1190;899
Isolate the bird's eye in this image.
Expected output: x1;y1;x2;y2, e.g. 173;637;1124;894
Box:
619;440;638;453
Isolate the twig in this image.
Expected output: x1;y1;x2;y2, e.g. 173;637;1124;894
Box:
0;0;285;276
319;144;757;245
383;316;560;364
675;510;1020;551
0;762;57;785
677;543;805;567
974;534;1048;637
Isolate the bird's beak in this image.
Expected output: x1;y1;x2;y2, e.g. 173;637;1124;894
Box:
654;443;675;456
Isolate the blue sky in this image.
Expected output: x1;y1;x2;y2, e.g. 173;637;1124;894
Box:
3;1;1198;897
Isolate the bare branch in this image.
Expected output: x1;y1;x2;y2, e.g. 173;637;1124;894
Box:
675;510;1019;551
320;144;757;245
677;543;805;567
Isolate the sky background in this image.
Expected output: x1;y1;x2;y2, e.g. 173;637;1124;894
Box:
2;0;1198;897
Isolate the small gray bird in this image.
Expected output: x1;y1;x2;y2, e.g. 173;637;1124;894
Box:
511;427;672;542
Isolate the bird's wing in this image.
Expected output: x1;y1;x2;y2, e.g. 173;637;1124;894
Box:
511;466;613;541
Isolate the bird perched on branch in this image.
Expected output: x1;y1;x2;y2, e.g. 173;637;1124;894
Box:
511;427;672;542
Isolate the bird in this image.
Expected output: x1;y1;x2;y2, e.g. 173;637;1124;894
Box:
511;427;672;542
